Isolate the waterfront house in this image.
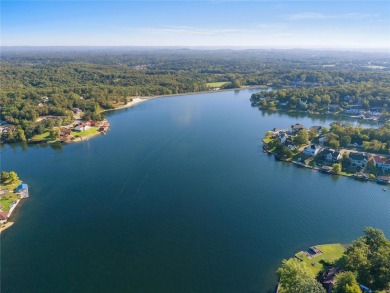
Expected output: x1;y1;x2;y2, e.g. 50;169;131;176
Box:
302;144;321;157
349;152;368;168
279;132;289;144
290;123;304;135
377;176;390;184
321;148;341;162
372;155;390;170
318;135;328;145
0;211;9;224
348;138;363;149
320;267;343;293
15;184;28;193
310;126;323;134
74;123;91;132
72;108;82;114
99;125;109;132
328;104;339;112
60;128;72;136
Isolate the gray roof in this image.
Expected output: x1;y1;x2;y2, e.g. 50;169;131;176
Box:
349;152;368;161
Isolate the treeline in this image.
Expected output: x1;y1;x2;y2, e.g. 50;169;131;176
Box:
277;227;390;293
1;49;390;143
251;83;390;113
323;122;390;153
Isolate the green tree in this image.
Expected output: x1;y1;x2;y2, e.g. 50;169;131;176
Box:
50;127;61;140
332;163;342;174
15;126;26;142
333;272;361;293
8;171;19;184
277;258;325;293
0;171;10;184
340;136;351;147
293;129;309;146
329;140;340;149
343;227;390;291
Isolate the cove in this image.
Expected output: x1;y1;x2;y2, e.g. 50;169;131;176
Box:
1;89;389;293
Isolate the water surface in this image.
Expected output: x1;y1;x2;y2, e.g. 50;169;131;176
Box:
1;89;389;293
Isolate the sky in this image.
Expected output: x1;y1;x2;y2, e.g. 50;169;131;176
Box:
1;1;390;50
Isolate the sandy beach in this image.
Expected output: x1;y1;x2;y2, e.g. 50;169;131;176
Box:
0;222;14;233
102;97;148;112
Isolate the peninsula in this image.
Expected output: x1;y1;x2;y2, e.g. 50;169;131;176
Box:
263;122;390;184
0;171;28;233
276;227;390;293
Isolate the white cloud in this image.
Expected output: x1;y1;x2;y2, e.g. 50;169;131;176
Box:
286;12;377;20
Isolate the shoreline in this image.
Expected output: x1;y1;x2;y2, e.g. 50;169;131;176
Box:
0;221;14;233
262;138;379;183
18;86;268;146
104;85;269;111
0;180;28;234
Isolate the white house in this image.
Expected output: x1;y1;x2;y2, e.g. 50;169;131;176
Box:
279;132;289;144
74;124;91;132
302;144;321;157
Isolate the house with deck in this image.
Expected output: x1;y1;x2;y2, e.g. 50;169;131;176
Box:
348;138;363;149
372;155;390;171
321;148;341;162
349;152;368;168
290;123;304;135
74;123;91;132
302;144;321;157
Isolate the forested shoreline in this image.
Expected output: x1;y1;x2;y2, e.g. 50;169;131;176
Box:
1;48;390;143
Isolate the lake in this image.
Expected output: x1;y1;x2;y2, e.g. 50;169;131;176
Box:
1;89;389;293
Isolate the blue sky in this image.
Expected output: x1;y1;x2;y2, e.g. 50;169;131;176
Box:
1;1;389;49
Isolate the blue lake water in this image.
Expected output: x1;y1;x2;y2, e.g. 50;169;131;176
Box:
1;89;389;293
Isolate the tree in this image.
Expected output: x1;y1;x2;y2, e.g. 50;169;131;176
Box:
333;272;361;293
1;171;10;184
1;171;19;184
329;140;340;149
343;227;390;291
332;163;342;174
309;129;318;140
293;129;309;146
340;136;351;147
8;171;19;183
50;127;61;140
277;258;326;293
342;152;349;162
15;126;26;142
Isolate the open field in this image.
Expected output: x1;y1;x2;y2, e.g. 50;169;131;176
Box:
30;131;51;141
206;82;229;88
73;127;99;138
295;243;345;276
0;180;21;212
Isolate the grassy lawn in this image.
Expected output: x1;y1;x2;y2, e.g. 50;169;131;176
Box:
0;180;21;212
30;131;51;141
340;171;354;177
295;243;345;276
206;82;229;88
263;136;274;144
73;127;99;137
